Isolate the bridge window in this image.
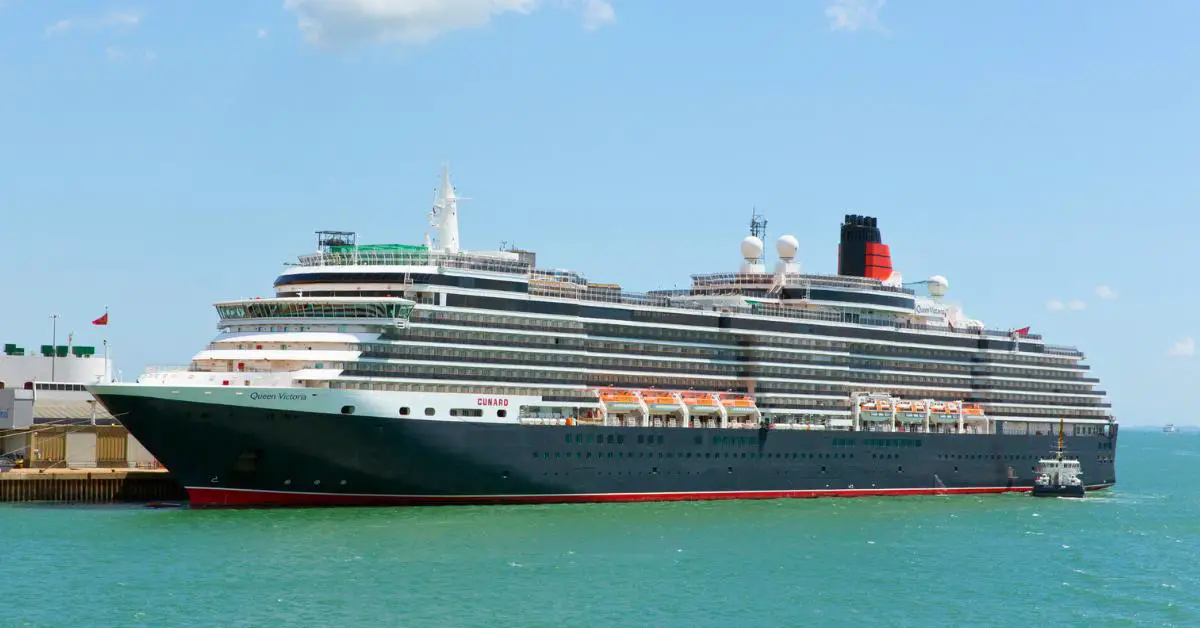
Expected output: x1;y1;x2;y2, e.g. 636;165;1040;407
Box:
215;300;415;321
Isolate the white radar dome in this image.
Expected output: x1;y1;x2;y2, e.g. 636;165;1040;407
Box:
740;235;764;260
927;275;949;297
776;234;799;259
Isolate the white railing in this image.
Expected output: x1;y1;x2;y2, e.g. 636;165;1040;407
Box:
296;250;531;276
288;250;1056;346
142;365;191;374
690;271;913;295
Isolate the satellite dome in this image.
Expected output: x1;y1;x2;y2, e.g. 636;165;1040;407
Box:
776;235;799;259
740;235;764;260
927;275;949;297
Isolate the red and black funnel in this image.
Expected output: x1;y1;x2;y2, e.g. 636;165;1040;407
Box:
837;214;893;281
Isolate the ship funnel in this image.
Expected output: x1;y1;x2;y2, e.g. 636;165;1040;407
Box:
837;214;893;280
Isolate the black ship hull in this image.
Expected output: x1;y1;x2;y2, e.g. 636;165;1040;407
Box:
1031;484;1086;498
96;393;1118;508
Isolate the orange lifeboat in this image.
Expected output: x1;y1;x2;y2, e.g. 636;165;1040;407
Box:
680;391;720;413
640;389;681;411
597;388;640;409
719;393;757;416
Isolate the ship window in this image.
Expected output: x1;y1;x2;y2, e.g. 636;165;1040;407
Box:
497;409;507;418
424;408;435;416
399;407;410;416
341;405;355;415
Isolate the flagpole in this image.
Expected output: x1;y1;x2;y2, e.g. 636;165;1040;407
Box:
103;306;109;382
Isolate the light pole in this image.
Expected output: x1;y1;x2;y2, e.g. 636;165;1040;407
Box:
49;313;59;382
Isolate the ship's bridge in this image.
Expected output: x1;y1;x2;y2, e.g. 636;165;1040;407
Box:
214;296;415;327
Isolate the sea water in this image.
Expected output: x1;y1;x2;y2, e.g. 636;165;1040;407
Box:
3;429;1196;627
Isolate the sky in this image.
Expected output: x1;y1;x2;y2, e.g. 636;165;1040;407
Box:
1;0;1198;426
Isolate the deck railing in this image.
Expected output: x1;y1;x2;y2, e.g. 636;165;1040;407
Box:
296;250;531;276
525;283;1052;344
290;250;1057;347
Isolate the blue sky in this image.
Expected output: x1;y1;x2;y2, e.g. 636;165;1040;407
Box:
2;0;1197;425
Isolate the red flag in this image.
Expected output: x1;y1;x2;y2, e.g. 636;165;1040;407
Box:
1012;326;1030;336
92;312;109;326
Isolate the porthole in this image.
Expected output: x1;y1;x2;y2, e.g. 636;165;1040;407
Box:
340;405;355;415
399;407;410;416
424;407;435;416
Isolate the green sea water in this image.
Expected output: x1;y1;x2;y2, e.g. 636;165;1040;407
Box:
3;429;1196;627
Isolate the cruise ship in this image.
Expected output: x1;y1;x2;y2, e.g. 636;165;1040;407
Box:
89;167;1118;507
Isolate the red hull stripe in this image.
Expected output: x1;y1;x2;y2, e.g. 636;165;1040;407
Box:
185;484;1115;508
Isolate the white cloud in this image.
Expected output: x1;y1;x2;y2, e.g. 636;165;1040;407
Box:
1067;299;1086;311
1169;336;1195;357
46;10;142;36
45;20;73;36
1095;284;1117;300
825;0;886;33
283;0;613;47
257;28;269;39
105;46;126;61
1046;300;1065;312
580;0;614;30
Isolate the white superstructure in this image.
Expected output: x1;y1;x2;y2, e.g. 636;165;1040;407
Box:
116;166;1113;440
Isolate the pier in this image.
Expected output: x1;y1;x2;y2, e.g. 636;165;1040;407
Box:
0;468;185;504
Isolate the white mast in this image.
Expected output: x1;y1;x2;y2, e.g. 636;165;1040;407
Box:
428;163;462;254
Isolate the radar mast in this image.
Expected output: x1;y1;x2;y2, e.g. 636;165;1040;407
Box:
428;163;465;254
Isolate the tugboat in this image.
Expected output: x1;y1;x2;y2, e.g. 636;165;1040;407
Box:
1031;417;1085;498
